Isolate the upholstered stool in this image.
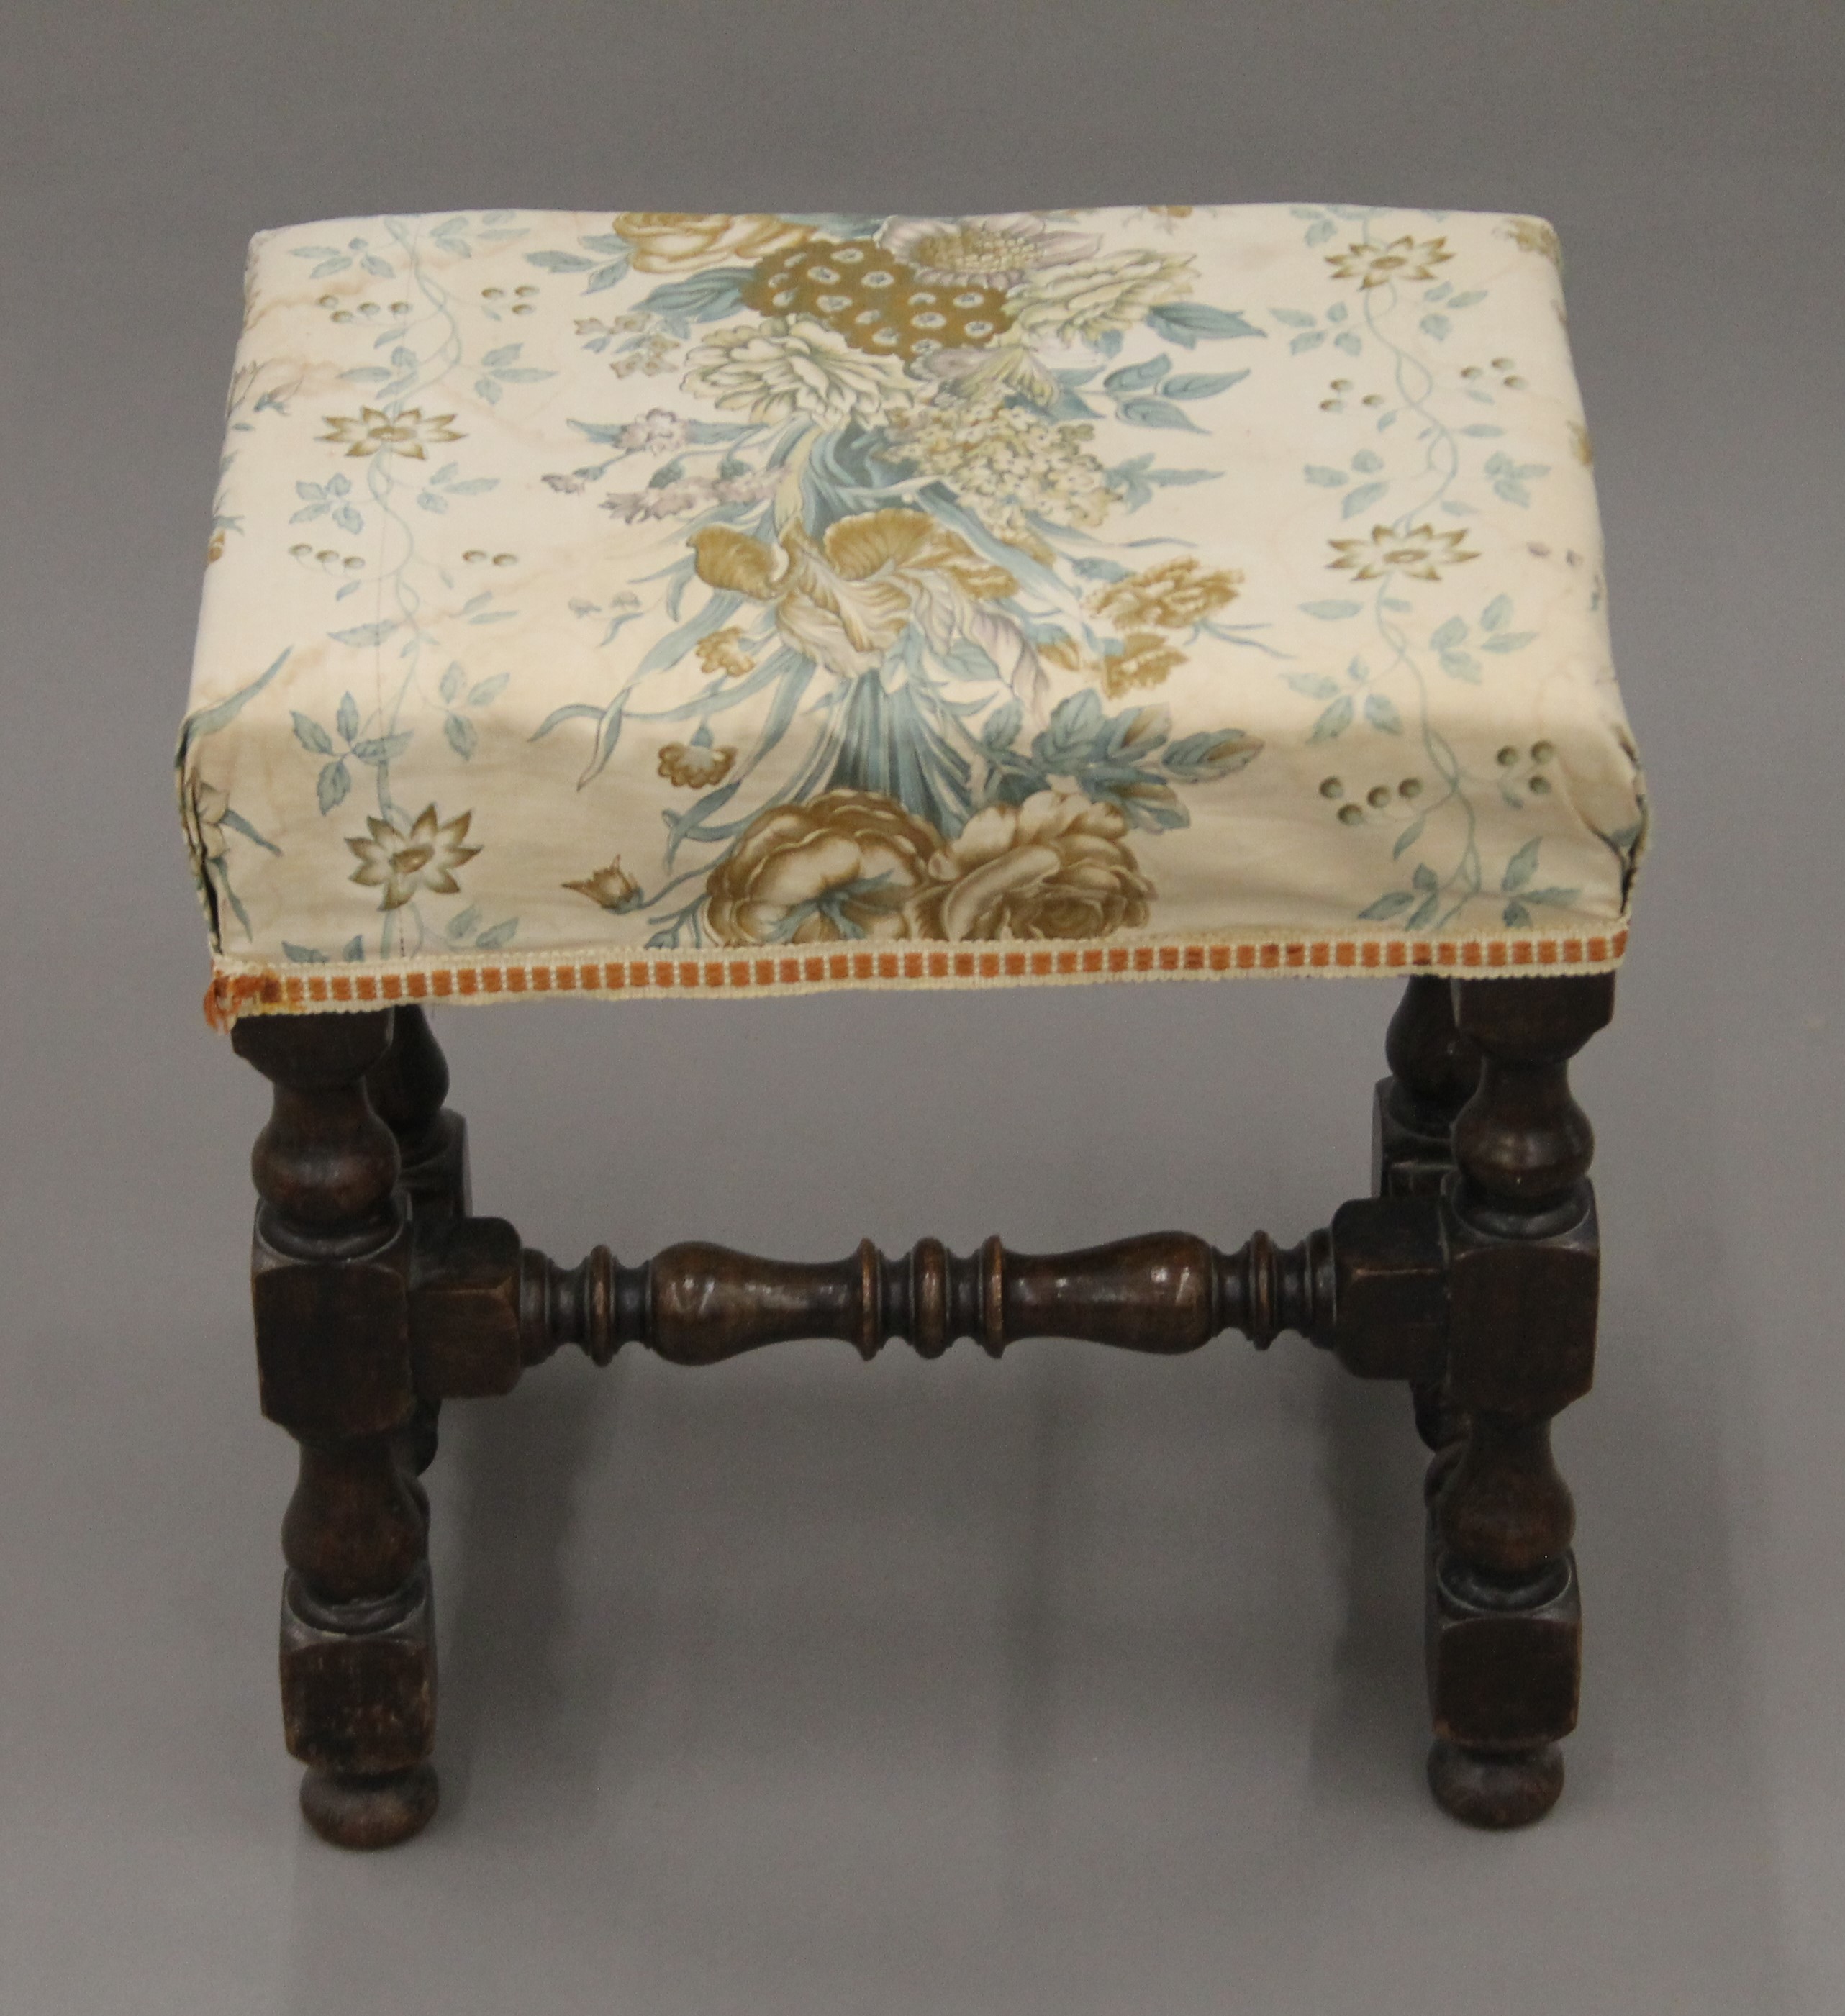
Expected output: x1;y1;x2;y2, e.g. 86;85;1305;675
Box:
178;204;1646;1847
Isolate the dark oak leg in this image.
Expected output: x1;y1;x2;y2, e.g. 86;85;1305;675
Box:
234;1009;439;1849
1425;973;1613;1828
1376;975;1481;1200
366;1005;468;1479
366;1004;470;1223
1375;976;1481;1467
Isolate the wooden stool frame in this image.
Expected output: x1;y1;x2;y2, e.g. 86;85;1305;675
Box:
230;970;1614;1848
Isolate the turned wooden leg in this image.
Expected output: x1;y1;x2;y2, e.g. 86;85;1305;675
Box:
1425;973;1613;1829
234;1009;439;1849
1374;976;1481;1468
1375;975;1481;1202
366;1004;470;1223
366;1005;468;1478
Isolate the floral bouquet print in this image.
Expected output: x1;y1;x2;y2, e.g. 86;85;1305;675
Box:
179;204;1644;1020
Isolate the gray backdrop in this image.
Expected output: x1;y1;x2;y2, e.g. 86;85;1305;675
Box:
2;4;1840;2011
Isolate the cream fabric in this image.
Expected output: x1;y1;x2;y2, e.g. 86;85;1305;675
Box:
178;204;1646;1022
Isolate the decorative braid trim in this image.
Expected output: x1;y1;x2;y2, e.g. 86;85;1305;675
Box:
204;925;1628;1030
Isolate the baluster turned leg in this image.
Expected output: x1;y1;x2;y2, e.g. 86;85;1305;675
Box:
1425;973;1614;1827
233;1009;438;1848
365;1005;468;1477
365;1004;470;1222
1374;976;1481;1463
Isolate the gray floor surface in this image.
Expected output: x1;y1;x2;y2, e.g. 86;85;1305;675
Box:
1;4;1841;2010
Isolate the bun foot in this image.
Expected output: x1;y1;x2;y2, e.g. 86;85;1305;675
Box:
299;1763;438;1849
1427;1739;1564;1829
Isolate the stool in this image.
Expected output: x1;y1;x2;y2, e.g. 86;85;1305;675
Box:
178;204;1647;1848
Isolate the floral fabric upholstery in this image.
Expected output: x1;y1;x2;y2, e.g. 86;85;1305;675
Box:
179;204;1646;1025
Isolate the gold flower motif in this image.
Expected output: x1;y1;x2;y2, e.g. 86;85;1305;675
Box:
317;407;463;460
563;859;644;910
689;507;1015;682
1038;630;1187;697
705;791;943;945
658;742;737;790
1100;632;1187;698
612;212;816;273
206;527;227;565
1568;419;1594;466
912;791;1153;942
1500;217;1563;269
694;627;758;679
1089;556;1241;631
1328;523;1479;583
742;240;1012;362
1324;236;1454;290
346;804;480;910
612;335;680;378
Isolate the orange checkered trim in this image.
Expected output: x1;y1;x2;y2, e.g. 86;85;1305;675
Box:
204;925;1630;1030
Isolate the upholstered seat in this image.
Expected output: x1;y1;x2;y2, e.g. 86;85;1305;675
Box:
178;204;1646;1023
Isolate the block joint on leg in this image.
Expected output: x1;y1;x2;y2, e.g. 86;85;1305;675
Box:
1423;973;1613;1829
235;1008;440;1849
